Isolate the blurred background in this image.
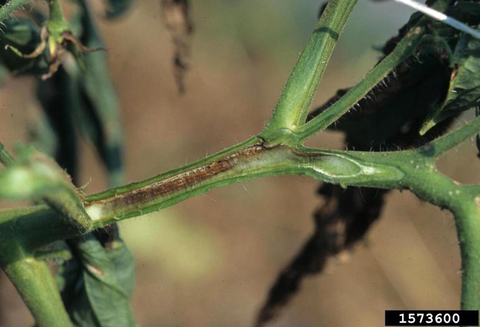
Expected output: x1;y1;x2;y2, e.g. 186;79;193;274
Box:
0;0;477;326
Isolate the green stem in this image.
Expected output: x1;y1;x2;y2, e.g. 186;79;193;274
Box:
0;0;30;22
455;200;480;315
261;0;357;144
294;25;425;141
2;115;480;249
402;166;480;317
3;256;72;327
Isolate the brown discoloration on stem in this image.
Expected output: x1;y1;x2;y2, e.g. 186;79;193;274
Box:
88;142;268;208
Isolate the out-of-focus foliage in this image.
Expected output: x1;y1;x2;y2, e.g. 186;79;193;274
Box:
104;0;136;19
0;0;136;325
0;18;47;82
0;147;92;230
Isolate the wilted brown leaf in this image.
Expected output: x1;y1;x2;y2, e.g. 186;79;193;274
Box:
160;0;194;94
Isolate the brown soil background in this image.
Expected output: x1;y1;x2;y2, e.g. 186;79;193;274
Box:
0;0;478;326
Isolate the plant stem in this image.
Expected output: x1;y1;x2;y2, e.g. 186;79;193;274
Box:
0;141;408;249
454;200;480;314
84;143;405;227
2;115;480;249
294;25;425;141
261;0;357;144
402;166;480;315
3;255;72;327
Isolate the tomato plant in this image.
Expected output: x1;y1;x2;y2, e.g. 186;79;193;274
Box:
1;0;480;326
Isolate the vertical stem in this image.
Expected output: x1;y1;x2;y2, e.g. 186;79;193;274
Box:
4;255;72;327
453;200;480;315
261;0;357;144
295;25;425;141
401;160;480;319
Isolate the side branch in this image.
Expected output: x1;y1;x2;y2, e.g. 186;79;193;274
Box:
412;116;480;159
261;0;357;143
295;24;425;141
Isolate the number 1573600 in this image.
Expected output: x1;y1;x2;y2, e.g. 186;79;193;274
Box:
399;312;459;325
385;310;478;326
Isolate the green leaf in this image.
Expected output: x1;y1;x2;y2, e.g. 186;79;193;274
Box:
57;232;137;327
420;30;480;134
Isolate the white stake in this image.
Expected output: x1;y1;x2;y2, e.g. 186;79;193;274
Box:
394;0;480;39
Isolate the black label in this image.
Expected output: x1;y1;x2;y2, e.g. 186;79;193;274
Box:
385;310;478;326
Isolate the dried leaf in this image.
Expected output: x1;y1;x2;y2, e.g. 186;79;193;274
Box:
255;186;386;327
160;0;193;94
